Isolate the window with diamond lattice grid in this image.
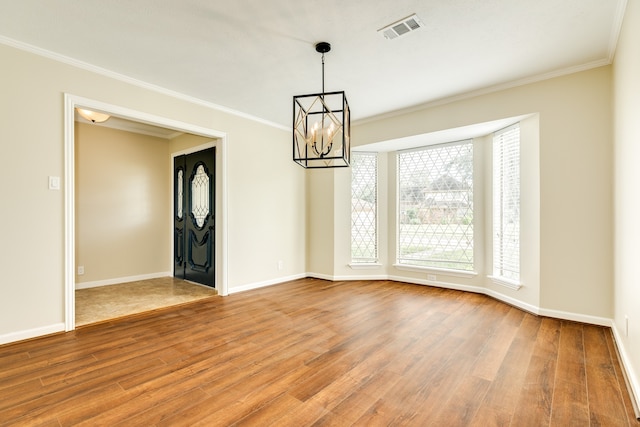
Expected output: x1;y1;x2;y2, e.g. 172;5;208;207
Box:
398;141;474;270
493;124;520;281
351;152;378;263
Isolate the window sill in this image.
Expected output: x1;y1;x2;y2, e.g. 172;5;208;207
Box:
349;263;383;270
392;264;478;279
488;276;522;290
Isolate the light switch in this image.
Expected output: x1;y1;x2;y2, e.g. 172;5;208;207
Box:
49;176;61;190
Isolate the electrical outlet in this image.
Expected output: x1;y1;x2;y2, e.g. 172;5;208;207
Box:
427;274;436;281
277;260;284;271
77;266;84;275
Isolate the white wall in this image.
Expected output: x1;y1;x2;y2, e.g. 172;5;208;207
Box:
0;42;306;342
613;0;640;408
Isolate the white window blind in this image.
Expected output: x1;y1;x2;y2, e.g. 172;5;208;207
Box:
351;152;378;263
397;141;474;271
493;124;520;282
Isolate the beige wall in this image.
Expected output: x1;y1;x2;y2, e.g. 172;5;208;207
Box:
169;133;212;154
613;0;640;405
0;42;305;340
335;65;613;321
306;169;334;276
75;123;170;285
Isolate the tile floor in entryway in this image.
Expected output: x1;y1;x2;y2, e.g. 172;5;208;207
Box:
75;276;217;326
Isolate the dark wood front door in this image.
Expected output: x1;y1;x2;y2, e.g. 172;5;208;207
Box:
174;147;215;287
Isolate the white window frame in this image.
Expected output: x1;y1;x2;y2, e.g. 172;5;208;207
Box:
396;140;475;273
350;152;379;265
490;124;522;289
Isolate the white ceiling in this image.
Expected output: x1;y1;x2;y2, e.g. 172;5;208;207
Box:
0;0;626;129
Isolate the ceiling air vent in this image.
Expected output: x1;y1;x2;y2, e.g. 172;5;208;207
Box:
378;14;424;40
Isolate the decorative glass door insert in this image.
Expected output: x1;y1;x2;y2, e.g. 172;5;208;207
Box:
191;165;210;228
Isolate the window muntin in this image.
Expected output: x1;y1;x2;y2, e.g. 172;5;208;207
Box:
398;141;474;271
351;152;378;263
493;124;520;281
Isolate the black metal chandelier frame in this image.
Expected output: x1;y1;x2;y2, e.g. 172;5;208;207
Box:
293;42;351;168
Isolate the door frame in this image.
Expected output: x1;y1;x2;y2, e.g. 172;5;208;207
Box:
64;94;229;332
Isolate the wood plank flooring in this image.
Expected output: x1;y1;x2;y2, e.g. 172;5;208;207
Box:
0;278;637;426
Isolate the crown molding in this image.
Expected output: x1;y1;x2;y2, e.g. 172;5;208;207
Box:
353;58;611;127
0;35;289;132
608;0;629;63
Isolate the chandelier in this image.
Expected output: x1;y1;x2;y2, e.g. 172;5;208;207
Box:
293;42;350;168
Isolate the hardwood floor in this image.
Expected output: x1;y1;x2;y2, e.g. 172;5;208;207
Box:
0;278;637;426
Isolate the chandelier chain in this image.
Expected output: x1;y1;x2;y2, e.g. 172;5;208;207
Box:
321;53;325;93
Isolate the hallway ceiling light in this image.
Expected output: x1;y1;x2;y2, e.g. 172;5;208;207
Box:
77;108;111;123
293;42;350;168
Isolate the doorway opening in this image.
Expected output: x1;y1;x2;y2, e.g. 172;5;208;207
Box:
64;94;228;331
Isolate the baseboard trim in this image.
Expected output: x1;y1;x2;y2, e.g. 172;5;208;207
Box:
483;287;541;316
306;272;335;282
611;324;640;419
537;308;612;327
388;274;486;295
75;272;172;290
386;275;541;316
306;271;613;326
0;323;65;346
333;274;390;281
228;273;307;294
